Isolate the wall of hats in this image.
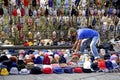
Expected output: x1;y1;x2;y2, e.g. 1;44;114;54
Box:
0;0;120;44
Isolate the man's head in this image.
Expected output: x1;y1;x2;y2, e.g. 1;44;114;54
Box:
68;27;77;36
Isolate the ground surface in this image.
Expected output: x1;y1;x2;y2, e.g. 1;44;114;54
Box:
0;73;120;80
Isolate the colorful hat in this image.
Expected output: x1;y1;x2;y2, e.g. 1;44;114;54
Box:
91;62;100;72
19;68;30;75
74;67;83;73
30;67;42;74
43;67;53;74
0;68;9;76
9;56;18;62
26;62;34;70
64;66;73;73
34;56;43;64
51;63;60;69
105;60;113;70
98;59;106;70
10;67;19;75
53;67;64;74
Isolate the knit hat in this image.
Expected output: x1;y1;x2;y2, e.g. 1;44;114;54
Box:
19;68;30;75
53;67;64;74
74;67;83;73
10;67;19;75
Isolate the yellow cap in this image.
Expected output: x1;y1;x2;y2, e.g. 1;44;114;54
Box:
0;68;9;76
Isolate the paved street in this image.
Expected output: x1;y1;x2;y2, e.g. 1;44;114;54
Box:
0;73;120;80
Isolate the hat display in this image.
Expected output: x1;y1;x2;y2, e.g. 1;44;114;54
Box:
10;67;19;75
19;68;30;75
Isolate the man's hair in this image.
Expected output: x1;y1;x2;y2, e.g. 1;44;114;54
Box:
68;27;76;35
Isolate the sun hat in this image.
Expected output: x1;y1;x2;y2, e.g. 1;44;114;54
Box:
10;67;19;75
19;68;30;75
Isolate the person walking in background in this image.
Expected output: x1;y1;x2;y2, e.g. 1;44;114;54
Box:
69;27;100;59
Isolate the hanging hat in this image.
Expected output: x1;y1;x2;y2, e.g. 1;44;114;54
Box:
0;68;9;76
53;67;64;74
10;67;19;75
19;68;30;75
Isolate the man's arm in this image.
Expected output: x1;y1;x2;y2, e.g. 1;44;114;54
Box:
75;39;82;52
71;39;79;50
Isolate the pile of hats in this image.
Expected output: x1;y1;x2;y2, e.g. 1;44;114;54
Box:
0;49;119;76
